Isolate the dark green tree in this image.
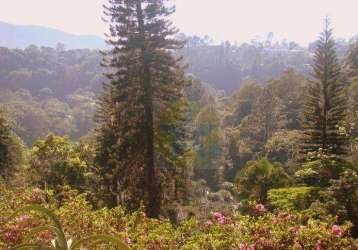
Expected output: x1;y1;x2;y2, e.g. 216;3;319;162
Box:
96;0;186;218
236;158;289;204
325;169;358;237
300;20;348;160
0;110;22;179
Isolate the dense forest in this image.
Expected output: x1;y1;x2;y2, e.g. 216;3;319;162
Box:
1;0;358;249
0;37;353;146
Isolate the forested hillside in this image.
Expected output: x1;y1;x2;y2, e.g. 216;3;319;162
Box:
1;0;358;249
0;39;311;145
0;21;106;49
0;37;353;145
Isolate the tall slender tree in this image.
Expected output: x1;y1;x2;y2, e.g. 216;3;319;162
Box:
300;19;348;159
96;0;186;218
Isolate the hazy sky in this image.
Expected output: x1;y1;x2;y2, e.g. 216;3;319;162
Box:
0;0;357;46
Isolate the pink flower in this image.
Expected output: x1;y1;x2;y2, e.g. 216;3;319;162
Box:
286;214;294;221
213;212;222;219
2;228;21;242
217;217;226;225
239;243;255;250
239;243;247;250
206;219;213;226
316;240;322;250
212;212;229;225
4;231;13;241
125;236;132;244
19;215;30;222
332;225;343;237
255;204;266;213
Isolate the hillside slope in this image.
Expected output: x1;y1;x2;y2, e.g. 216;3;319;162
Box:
0;21;105;49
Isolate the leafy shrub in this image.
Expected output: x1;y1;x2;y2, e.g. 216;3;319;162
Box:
1;188;357;249
6;205;129;250
28;134;97;195
236;158;289;203
268;186;319;211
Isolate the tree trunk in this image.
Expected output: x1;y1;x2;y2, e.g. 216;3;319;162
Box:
136;1;161;218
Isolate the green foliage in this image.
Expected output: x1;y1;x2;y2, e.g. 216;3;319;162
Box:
0;46;103;98
267;69;306;130
224;76;301;181
265;130;300;167
254;86;281;143
228;81;263;126
295;150;347;186
0;109;24;179
268;186;319;211
8;205;129;250
181;35;312;92
347;77;358;162
300;20;348;159
344;37;358;77
1;190;357;249
29;134;96;193
321;169;358;236
0;10;358;250
96;0;188;217
193;105;224;189
0;89;96;145
234;85;280;153
236;158;289;203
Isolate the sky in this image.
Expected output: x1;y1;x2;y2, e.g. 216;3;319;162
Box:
0;0;357;46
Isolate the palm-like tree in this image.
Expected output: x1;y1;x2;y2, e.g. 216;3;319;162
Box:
236;158;288;203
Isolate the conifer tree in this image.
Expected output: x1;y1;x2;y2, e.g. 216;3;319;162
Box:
300;19;348;159
96;0;187;218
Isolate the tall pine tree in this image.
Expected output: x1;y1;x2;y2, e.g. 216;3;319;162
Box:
300;19;348;159
96;0;187;218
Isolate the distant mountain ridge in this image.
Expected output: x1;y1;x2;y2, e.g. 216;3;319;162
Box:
0;21;106;49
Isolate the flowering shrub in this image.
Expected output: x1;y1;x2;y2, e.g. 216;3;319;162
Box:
255;204;266;213
5;204;129;250
332;225;343;237
1;186;357;249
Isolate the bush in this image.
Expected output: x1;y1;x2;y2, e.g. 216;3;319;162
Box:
236;158;289;203
1;187;357;249
268;186;319;211
28;133;97;194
